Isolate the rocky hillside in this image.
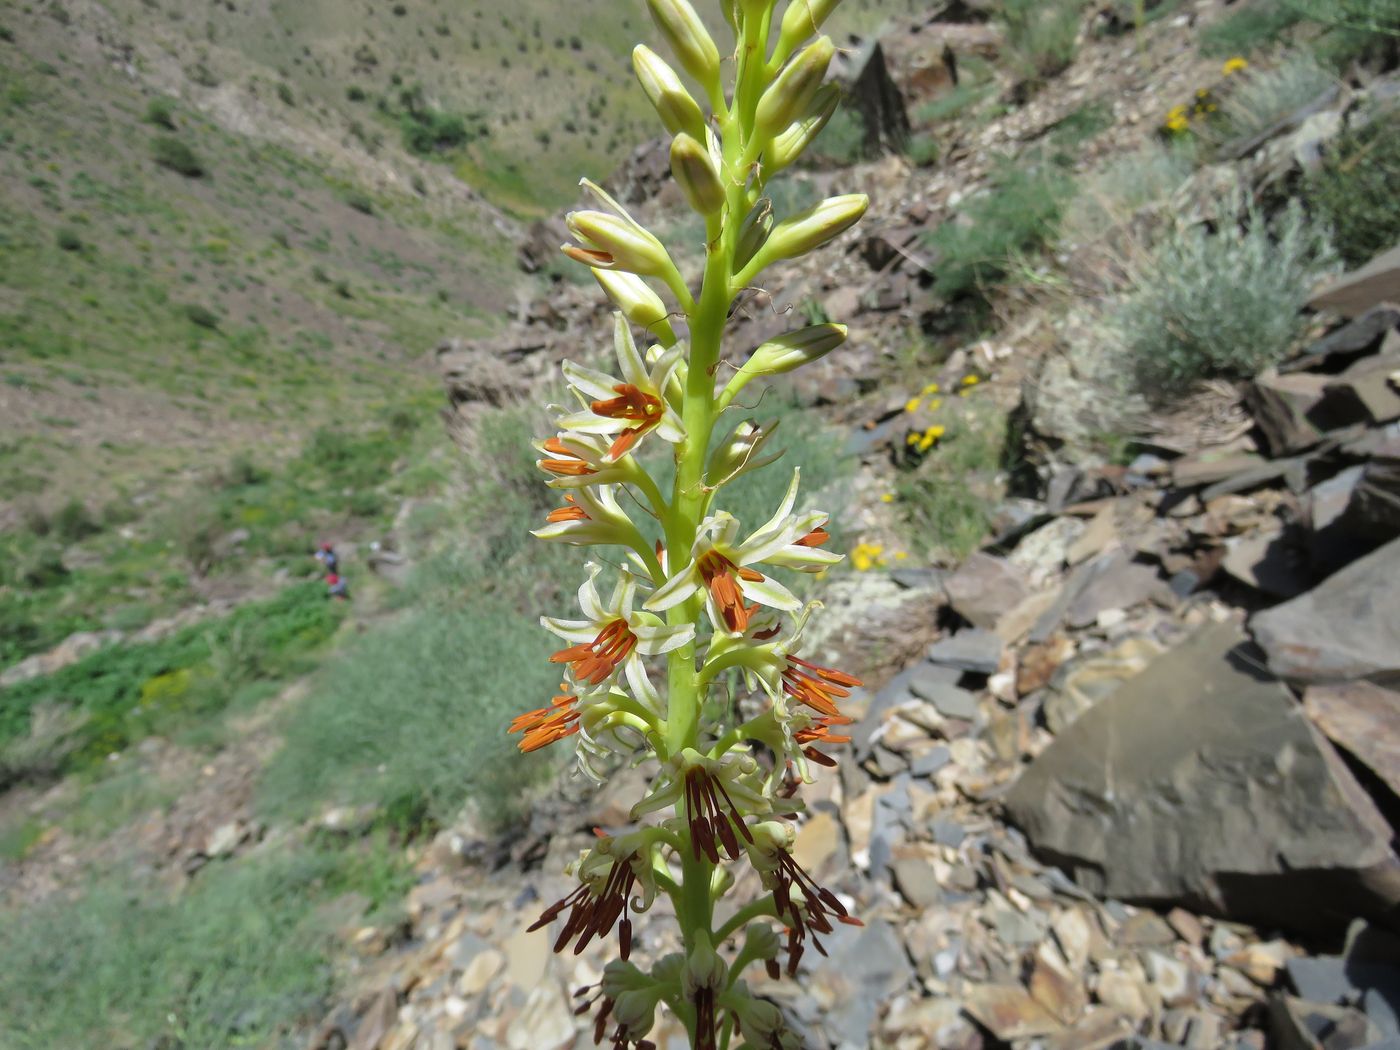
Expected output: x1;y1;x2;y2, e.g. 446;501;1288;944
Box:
3;0;1400;1048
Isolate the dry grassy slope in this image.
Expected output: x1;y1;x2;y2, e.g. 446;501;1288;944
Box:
0;0;914;513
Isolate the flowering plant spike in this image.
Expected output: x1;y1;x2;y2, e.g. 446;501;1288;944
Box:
512;2;868;1045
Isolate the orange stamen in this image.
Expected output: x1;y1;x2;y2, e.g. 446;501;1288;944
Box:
550;618;637;685
546;494;590;523
509;687;580;752
591;383;663;424
782;655;861;718
698;551;750;633
796;527;830;547
539;437;597;478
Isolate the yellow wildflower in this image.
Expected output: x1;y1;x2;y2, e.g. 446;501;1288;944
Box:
880;493;895;503
926;424;945;441
921;382;940;395
905;432;919;447
1222;56;1248;75
961;375;979;387
894;551;908;561
904;397;921;414
929;398;943;411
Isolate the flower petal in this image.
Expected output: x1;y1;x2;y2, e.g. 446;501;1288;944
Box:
563;359;621;401
644;563;701;611
739;573;801;611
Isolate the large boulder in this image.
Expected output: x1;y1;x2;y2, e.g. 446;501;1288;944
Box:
1251;535;1400;684
1005;622;1400;936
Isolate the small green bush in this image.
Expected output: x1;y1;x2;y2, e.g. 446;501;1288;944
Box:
344;190;374;215
276;81;294;106
1213;55;1334;145
52;498;100;542
182;302;219;328
925;158;1074;299
144;96;177;129
55;227;82;252
809;105;868;164
151;135;204;177
1112;201;1335;394
1307;105;1400;266
907;133;939;166
1200;1;1305;56
998;0;1084;83
914;82;994;124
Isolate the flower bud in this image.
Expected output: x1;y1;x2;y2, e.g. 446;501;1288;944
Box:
682;934;728;997
778;0;842;54
732;198;774;274
670;132;726;216
754;36;835;145
646;0;721;92
613;988;661;1034
754;194;867;268
592;269;676;345
600;960;651;998
566;210;676;278
742;323;847;376
705;418;783;485
632;45;706;139
742;923;782;961
766;82;841;175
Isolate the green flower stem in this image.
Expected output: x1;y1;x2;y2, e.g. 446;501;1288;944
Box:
714;897;779;946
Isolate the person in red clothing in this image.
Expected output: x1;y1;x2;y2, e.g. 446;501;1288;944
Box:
326;572;349;601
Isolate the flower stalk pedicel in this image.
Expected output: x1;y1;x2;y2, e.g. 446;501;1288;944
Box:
510;2;868;1045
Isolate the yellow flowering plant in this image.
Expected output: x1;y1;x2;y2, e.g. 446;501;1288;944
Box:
507;2;869;1046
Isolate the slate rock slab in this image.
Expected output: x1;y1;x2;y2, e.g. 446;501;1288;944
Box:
943;553;1030;630
1305;682;1400;801
1005;622;1400;936
1252;535;1400;683
1309;244;1400;318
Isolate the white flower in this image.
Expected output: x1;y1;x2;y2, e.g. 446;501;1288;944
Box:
536;431;634;489
644;469;841;634
532;484;646;550
558;313;685;461
544;563;694;687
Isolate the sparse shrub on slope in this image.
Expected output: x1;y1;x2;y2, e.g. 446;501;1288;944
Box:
151;134;204;177
1307;104;1400;267
1111;201;1335;395
997;0;1084;83
925;158;1074;299
1212;55;1335;145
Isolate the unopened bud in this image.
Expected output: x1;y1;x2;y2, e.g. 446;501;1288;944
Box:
766;83;841;175
593;269;676;345
682;934;728;996
756;194;867;268
670;132;726;215
742;923;782;961
778;0;842;54
733;198;774;274
647;0;721;92
613;988;661;1034
566;210;676;278
633;45;706;139
706;418;783;484
754;36;835;145
742;323;846;376
600;960;650;999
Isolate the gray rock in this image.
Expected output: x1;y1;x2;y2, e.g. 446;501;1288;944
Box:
1305;682;1400;802
1252;536;1400;683
1309;244;1400;318
1283;306;1400;374
1064;551;1165;629
910;744;952;778
943;553;1030;630
1005;622;1400;936
927;628;1003;675
891;856;942;909
814;919;915;1046
1247;370;1326;456
912;680;980;720
933;816;967;848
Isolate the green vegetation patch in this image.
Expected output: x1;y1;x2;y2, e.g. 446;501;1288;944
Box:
0;582;342;778
1307;105;1400;267
0;840;407;1049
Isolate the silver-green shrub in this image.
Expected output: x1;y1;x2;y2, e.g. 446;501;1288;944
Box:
1112;200;1335;394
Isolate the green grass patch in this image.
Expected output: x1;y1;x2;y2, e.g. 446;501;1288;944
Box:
0;582;343;779
1200;1;1306;56
924;156;1074;300
895;397;1009;562
1307;104;1400;267
0;841;407;1049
